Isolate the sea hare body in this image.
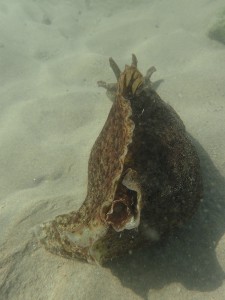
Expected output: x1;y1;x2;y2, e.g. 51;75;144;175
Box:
40;55;202;264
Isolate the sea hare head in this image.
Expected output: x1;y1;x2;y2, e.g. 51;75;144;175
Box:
40;55;202;264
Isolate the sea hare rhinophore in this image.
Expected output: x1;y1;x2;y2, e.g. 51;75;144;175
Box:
40;55;202;264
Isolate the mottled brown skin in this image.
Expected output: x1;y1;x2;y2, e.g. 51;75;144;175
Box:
40;55;202;264
127;82;201;233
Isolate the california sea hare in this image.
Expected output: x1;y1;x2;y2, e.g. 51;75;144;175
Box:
40;55;202;264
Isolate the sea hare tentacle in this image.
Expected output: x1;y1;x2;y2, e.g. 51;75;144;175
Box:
131;53;138;67
109;57;121;80
145;66;157;82
40;55;202;264
97;81;117;102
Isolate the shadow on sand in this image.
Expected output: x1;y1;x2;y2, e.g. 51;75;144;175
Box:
106;138;225;299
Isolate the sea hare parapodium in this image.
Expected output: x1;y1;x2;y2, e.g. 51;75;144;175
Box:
40;55;202;264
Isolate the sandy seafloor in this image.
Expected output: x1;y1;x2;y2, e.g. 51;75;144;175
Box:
0;0;225;299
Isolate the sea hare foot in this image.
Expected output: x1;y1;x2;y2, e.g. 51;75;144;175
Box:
40;55;202;264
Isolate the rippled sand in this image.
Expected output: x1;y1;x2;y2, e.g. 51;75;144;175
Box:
0;0;225;299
